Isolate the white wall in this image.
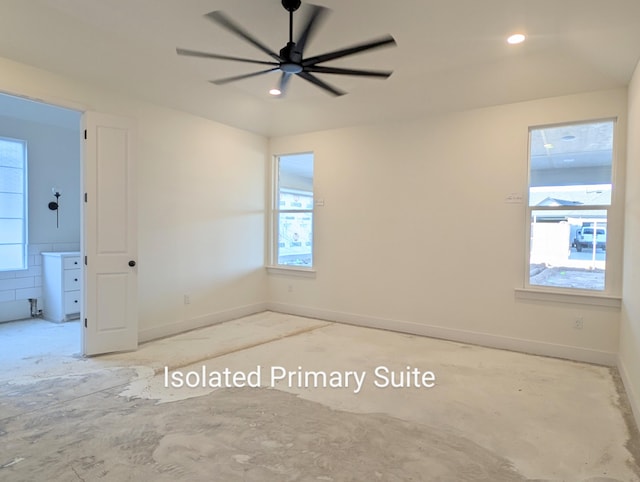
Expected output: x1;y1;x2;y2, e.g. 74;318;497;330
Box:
135;105;269;339
269;89;628;364
620;61;640;423
0;56;269;338
0;54;631;371
0;112;80;322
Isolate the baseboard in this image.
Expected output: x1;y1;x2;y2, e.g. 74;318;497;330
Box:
138;302;269;343
618;356;640;431
267;302;618;366
138;301;618;366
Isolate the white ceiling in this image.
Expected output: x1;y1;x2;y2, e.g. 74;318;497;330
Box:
1;0;639;137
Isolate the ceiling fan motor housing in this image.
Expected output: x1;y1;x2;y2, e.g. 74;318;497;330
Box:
280;42;303;65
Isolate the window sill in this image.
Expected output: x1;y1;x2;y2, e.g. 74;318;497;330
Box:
515;288;621;308
266;265;317;278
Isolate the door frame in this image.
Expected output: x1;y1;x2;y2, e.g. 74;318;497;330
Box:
0;88;138;355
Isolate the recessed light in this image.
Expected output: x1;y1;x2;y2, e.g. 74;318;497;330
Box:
544;143;554;149
563;158;576;163
269;88;282;96
507;33;526;45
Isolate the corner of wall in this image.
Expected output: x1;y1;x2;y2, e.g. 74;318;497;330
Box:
618;352;640;431
619;58;640;430
138;302;269;343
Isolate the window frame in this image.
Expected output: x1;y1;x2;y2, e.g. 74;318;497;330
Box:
269;152;315;272
523;118;618;297
0;136;28;272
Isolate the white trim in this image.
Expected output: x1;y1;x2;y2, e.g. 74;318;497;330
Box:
618;355;640;431
266;265;316;278
271;152;315;269
515;288;621;308
267;302;618;366
138;302;268;343
525;118;620;296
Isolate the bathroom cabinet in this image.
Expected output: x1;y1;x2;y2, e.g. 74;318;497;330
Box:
42;251;82;322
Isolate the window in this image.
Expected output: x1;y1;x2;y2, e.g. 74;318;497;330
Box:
0;137;28;271
272;153;314;268
526;120;614;292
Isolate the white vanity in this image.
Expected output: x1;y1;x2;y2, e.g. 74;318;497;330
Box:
42;251;82;322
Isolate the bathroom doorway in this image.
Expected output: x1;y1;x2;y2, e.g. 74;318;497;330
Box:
0;92;82;356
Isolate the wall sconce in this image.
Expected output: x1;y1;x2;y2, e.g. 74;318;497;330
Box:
48;188;61;228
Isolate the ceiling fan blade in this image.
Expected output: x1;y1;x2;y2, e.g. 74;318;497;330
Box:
305;65;392;78
278;72;293;97
295;5;329;55
210;67;280;85
303;35;396;66
205;11;281;62
297;72;346;96
176;48;279;66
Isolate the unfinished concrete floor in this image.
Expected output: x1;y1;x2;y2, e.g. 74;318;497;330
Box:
1;312;639;481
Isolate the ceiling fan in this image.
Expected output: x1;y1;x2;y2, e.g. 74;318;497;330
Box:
176;0;396;97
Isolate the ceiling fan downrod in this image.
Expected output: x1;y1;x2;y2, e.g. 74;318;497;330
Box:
282;0;301;44
280;0;303;70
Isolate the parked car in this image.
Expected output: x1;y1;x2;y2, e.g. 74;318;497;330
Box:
574;226;606;251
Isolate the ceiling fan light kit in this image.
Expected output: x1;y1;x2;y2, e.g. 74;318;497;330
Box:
176;0;396;97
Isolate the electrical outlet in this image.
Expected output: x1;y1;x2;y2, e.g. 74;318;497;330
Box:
184;294;191;305
574;317;584;329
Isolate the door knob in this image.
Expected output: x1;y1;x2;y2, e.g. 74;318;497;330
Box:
128;260;136;267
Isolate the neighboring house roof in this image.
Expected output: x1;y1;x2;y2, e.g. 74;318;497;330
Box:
531;191;609;222
529;188;611;207
536;197;583;207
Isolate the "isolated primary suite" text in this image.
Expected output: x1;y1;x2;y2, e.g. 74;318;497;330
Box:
164;365;436;394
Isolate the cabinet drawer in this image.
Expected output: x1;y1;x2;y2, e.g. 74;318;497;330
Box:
64;269;81;291
64;290;81;314
63;256;82;269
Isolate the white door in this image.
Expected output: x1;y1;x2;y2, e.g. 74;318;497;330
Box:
82;112;138;356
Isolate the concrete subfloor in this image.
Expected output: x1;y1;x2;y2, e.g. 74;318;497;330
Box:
0;312;639;481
